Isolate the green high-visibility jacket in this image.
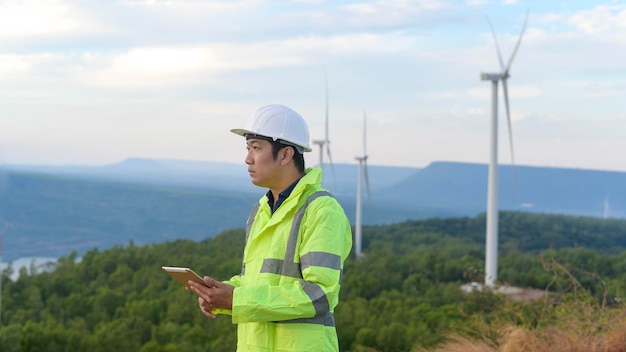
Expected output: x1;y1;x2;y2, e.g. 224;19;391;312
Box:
220;167;352;351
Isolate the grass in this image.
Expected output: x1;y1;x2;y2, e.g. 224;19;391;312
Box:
422;256;626;352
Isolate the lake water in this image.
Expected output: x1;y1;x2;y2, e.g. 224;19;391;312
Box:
0;257;58;281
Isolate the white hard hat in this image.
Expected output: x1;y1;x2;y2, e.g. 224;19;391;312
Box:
231;104;312;153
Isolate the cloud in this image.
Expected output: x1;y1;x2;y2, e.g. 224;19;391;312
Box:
466;0;488;6
0;54;32;76
62;30;420;89
568;4;626;34
0;0;107;40
116;0;259;10
83;47;219;88
560;81;626;99
0;52;72;98
76;43;304;89
344;0;453;14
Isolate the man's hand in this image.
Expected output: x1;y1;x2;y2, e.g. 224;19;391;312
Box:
188;277;234;319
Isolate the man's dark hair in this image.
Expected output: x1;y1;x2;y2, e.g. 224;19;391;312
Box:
271;142;305;173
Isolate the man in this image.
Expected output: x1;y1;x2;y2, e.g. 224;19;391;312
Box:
188;104;352;351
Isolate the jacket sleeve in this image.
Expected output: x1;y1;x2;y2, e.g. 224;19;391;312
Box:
212;274;242;316
230;197;352;323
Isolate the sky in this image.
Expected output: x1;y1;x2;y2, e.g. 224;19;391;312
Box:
1;0;625;172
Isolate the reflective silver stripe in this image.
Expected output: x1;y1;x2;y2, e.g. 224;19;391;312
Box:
284;191;333;263
260;258;302;278
246;203;260;241
301;251;341;271
300;280;330;316
262;252;341;278
242;203;260;275
278;312;335;327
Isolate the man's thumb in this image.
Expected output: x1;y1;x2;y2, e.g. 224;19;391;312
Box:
203;276;219;288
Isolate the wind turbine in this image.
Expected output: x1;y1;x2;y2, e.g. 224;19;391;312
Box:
481;11;528;288
354;112;370;259
312;76;335;185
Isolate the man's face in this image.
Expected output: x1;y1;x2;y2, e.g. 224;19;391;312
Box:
245;138;281;188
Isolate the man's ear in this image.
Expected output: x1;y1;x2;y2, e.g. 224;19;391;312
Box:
279;146;295;165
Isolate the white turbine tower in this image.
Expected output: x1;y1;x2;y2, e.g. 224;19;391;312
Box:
481;12;528;288
354;112;370;259
312;76;335;184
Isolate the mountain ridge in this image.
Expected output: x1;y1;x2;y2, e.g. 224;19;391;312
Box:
2;158;625;261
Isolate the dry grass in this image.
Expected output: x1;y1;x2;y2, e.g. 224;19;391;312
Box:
426;334;498;352
422;257;626;352
427;318;626;352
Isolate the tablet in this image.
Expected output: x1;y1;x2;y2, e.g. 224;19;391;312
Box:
162;266;205;289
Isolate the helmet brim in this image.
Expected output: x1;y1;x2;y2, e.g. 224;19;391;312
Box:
230;128;253;137
230;128;312;152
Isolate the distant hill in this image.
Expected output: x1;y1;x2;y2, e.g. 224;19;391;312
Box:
380;161;626;218
0;171;258;261
4;158;258;193
4;157;418;194
0;160;424;261
1;158;625;261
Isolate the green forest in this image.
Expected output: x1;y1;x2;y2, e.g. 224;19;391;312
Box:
1;211;625;351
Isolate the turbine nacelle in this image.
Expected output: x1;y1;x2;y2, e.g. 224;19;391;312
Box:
313;139;329;150
480;72;508;81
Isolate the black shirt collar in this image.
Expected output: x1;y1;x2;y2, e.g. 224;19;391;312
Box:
266;178;301;215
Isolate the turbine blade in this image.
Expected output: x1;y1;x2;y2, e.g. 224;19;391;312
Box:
486;15;506;71
502;78;517;207
325;73;329;141
505;9;529;73
363;111;367;156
